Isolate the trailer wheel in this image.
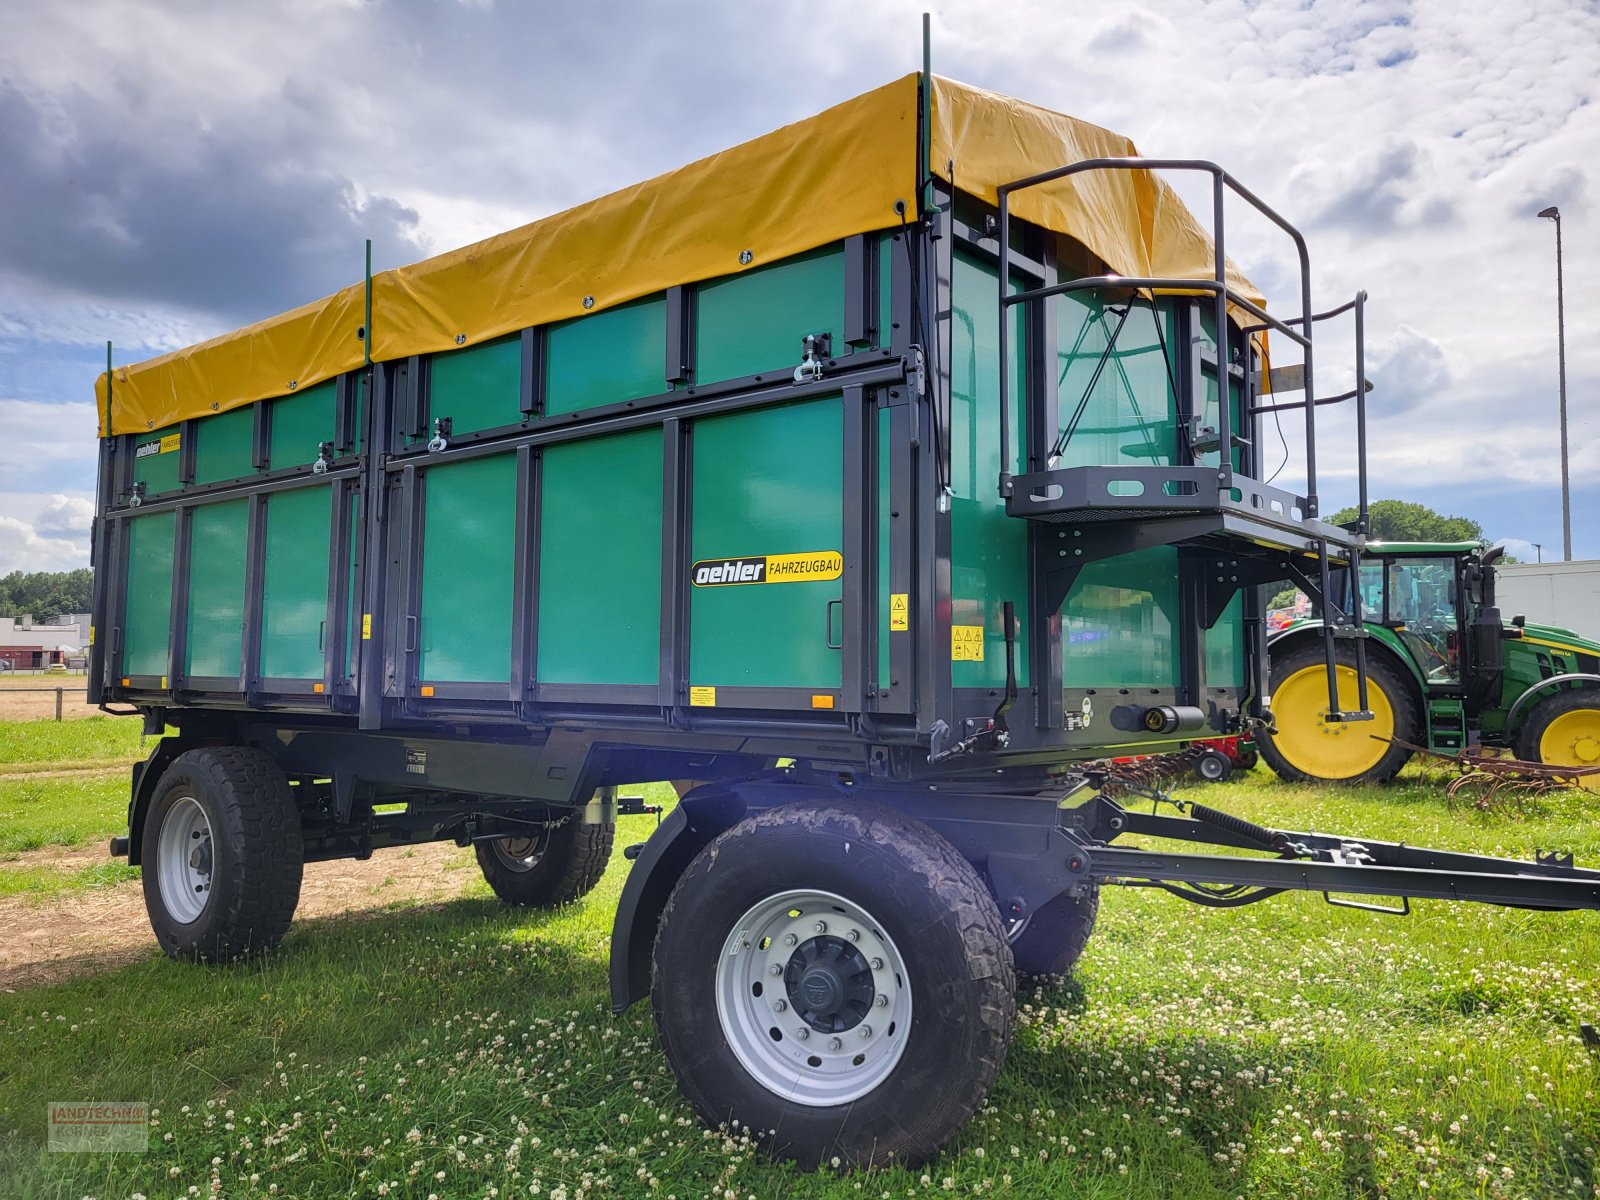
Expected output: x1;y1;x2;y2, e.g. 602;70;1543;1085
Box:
1516;689;1600;792
1258;643;1418;784
1195;749;1233;783
474;819;614;906
651;801;1014;1167
140;747;303;962
1008;886;1100;985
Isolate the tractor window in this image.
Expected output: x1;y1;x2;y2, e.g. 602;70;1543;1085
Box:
1384;557;1460;683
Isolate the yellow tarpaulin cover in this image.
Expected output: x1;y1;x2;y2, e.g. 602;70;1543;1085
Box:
97;74;1261;437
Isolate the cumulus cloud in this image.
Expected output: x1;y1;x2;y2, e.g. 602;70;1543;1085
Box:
0;493;93;573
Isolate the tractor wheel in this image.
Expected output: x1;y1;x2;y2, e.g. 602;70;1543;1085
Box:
475;818;614;906
1258;643;1419;784
1195;749;1233;783
140;747;303;962
1515;689;1600;791
651;800;1014;1168
1008;886;1100;985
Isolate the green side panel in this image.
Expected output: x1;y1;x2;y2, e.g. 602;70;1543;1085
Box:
1203;592;1245;687
122;510;175;679
538;429;663;685
130;425;183;496
877;405;892;691
267;380;336;471
430;333;523;435
690;397;842;691
695;247;844;385
185;499;249;677
191;405;256;486
546;297;666;417
260;485;331;679
419;454;516;683
1056;295;1178;468
1063;547;1180;688
949;249;1030;689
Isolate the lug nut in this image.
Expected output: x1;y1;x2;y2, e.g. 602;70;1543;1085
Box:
828;1037;842;1051
814;920;827;933
773;999;787;1012
870;957;884;971
783;933;798;947
846;929;860;943
768;963;783;977
858;1025;873;1039
875;993;888;1008
796;1027;810;1041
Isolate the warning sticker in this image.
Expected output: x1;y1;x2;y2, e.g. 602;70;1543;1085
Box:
951;625;985;661
691;551;843;587
361;613;372;641
689;685;716;707
889;593;909;631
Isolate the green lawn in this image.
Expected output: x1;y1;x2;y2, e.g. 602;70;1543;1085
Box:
0;715;150;771
0;726;1596;1198
0;773;130;856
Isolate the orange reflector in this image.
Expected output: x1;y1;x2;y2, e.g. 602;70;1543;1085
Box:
420;685;435;697
121;677;130;687
811;694;835;709
313;682;325;694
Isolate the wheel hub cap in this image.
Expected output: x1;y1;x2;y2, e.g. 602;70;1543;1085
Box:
786;936;873;1032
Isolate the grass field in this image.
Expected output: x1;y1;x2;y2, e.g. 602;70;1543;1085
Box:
0;717;1596;1199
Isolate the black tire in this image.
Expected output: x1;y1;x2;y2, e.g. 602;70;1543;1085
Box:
140;747;303;963
1257;642;1420;784
651;801;1015;1168
1009;886;1100;985
1195;750;1232;783
1515;689;1600;789
474;818;614;906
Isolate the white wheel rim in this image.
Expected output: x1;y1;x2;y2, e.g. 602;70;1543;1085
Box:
491;833;546;873
714;888;912;1108
158;796;214;925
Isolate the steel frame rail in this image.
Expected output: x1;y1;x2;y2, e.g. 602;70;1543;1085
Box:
1069;798;1600;912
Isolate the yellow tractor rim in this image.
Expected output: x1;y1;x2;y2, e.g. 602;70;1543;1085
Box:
1272;663;1396;780
1538;708;1600;792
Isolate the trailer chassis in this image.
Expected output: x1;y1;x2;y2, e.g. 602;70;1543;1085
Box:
608;768;1600;1012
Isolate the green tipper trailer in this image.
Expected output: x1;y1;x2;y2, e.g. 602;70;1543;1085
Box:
90;66;1600;1166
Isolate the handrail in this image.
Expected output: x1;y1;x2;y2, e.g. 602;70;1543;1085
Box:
997;157;1316;514
1003;275;1311;350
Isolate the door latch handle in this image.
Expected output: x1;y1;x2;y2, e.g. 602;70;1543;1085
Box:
825;599;843;649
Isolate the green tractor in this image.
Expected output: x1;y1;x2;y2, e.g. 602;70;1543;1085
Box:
1259;541;1600;787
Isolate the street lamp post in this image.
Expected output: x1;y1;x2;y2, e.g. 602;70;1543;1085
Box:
1538;206;1571;561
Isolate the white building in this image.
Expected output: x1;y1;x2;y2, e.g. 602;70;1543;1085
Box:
0;613;90;671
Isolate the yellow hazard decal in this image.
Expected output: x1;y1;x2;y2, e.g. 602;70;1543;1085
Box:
361;613;372;640
951;625;985;661
692;551;843;586
689;685;716;707
889;593;909;631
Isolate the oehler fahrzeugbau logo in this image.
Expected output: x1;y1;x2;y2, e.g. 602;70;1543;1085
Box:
691;551;843;587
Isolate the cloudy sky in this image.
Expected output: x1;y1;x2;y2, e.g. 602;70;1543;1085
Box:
1;0;1595;572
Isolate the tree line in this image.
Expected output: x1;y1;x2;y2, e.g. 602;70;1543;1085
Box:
0;569;93;622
